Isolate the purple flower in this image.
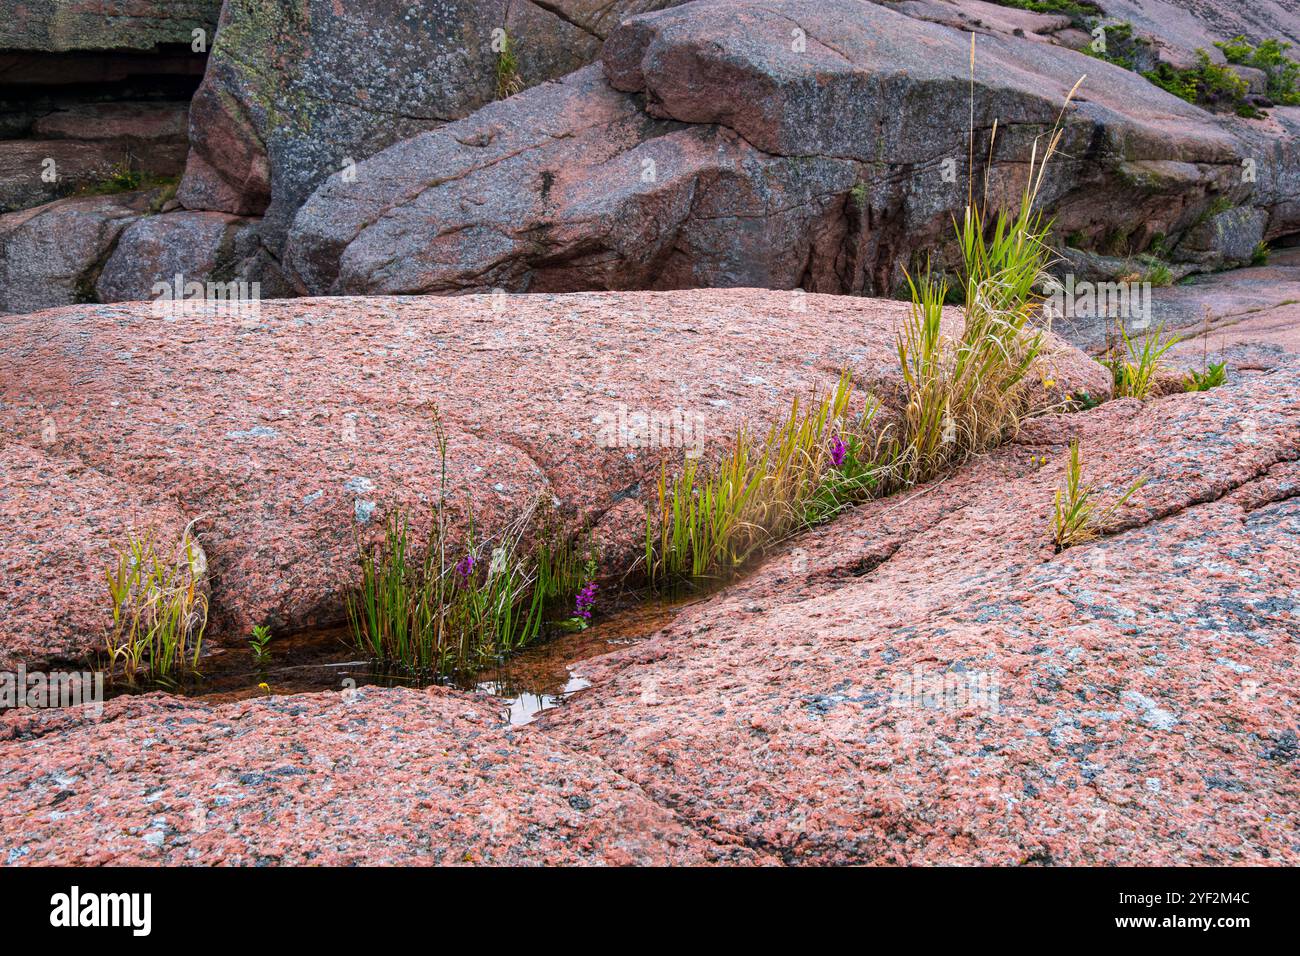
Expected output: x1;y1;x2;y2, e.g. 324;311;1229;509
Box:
455;554;475;584
574;581;598;620
830;435;847;469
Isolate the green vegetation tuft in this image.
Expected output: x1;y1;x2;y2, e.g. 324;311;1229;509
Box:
1142;50;1249;111
1216;36;1300;105
104;526;208;683
344;409;600;679
1184;361;1227;392
1103;321;1182;399
495;30;524;99
1050;439;1147;551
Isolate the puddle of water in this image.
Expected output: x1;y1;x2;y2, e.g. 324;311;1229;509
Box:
103;589;707;720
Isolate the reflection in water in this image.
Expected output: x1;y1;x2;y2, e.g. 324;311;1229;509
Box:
479;675;593;726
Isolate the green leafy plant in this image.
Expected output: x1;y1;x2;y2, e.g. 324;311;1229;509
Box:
1104;321;1182;399
104;526;208;682
1142;50;1249;111
1251;241;1271;266
249;624;272;664
1184;361;1227;392
1051;439;1147;551
1216;36;1300;105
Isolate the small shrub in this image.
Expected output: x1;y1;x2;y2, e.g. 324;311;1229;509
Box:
104;526;208;682
1216;36;1300;106
1143;50;1249;111
1251;241;1271;266
1051;439;1147;551
1185;361;1227;391
1104;321;1181;399
249;624;272;664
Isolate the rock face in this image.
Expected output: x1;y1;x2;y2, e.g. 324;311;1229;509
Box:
0;190;160;315
0;444;202;671
178;0;683;246
1052;245;1300;356
543;362;1300;864
1096;0;1300;54
0;1;221;52
286;0;1293;298
0;687;725;865
0;103;190;213
0;289;1105;666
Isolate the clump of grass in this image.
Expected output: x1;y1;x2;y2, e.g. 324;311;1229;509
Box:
644;372;887;588
104;526;208;683
1251;241;1271;267
894;93;1067;484
345;412;555;678
1143;262;1174;287
1103;321;1182;399
642;52;1078;591
495;30;524;99
1051;439;1147;551
1185;361;1227;392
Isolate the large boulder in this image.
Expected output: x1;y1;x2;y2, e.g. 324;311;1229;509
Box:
0;191;157;315
545;362;1300;864
178;0;684;246
95;209;291;303
0;289;1105;663
286;0;1285;298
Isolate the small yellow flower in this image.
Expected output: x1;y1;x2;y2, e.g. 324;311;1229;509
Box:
258;682;270;693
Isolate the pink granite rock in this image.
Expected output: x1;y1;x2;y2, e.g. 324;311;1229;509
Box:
542;364;1300;864
0;686;730;865
0;444;202;671
179;0;684;245
0;289;1104;665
